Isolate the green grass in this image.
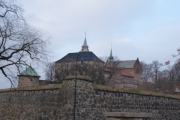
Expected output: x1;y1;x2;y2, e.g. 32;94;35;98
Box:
65;75;92;81
94;84;180;99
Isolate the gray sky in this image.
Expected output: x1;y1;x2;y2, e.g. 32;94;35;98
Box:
1;0;180;89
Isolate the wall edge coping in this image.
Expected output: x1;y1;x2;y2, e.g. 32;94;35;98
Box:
65;76;92;82
0;84;62;93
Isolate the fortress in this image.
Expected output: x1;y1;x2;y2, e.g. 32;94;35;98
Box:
18;37;142;89
1;37;179;119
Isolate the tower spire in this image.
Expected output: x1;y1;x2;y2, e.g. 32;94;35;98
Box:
108;44;114;62
110;43;112;57
110;48;113;58
80;33;89;52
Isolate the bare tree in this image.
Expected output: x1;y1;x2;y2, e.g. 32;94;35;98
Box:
44;62;55;82
173;59;180;82
149;61;163;92
155;59;180;93
151;61;163;83
161;70;174;93
151;70;173;93
0;0;48;87
103;56;123;85
140;59;180;94
140;61;153;82
85;61;106;85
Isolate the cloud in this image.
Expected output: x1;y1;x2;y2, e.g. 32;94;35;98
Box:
1;0;179;89
18;0;157;50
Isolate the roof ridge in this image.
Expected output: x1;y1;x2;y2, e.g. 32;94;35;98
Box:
121;60;136;61
18;66;40;77
55;52;104;63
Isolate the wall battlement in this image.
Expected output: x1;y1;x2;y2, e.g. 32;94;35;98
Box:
0;79;180;120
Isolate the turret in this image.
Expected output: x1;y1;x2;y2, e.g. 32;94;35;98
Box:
80;37;89;52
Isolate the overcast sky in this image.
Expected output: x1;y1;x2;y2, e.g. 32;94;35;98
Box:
1;0;180;89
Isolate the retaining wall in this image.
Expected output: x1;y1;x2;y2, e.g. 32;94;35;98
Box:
0;79;180;120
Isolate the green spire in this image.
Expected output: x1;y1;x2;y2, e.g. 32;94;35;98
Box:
110;48;113;58
18;66;40;77
108;48;114;62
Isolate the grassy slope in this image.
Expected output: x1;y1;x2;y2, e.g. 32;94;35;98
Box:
94;84;180;99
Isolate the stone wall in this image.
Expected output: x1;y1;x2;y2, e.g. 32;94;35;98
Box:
75;79;180;120
0;81;75;120
0;78;180;120
18;76;39;87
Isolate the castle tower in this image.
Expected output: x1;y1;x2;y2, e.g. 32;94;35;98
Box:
81;37;89;52
18;66;40;87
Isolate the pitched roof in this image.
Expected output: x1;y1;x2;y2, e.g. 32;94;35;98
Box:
120;71;134;77
117;60;136;69
55;51;104;63
18;66;40;77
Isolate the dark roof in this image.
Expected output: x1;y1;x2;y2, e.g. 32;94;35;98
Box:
55;51;104;63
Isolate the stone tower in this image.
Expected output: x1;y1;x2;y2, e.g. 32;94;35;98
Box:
18;66;40;87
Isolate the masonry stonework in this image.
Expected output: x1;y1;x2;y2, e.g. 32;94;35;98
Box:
75;80;180;120
0;80;75;120
18;76;39;87
0;79;180;120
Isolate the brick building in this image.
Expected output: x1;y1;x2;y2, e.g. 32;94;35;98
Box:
105;48;142;89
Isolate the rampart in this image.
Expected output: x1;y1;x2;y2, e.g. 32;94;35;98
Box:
0;78;180;120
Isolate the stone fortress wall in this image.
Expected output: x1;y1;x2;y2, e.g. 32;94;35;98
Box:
0;78;180;120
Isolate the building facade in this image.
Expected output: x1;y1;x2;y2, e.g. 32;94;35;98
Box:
18;66;40;87
105;49;142;89
55;37;104;82
18;66;52;87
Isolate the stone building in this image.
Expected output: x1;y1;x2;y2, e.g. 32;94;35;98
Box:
55;37;104;65
105;48;142;89
18;66;40;87
18;66;52;87
55;37;104;77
